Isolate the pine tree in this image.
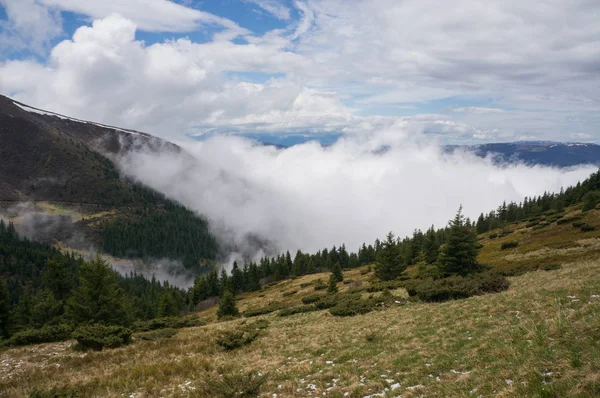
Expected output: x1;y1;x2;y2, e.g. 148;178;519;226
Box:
327;273;338;294
157;290;179;317
66;255;131;326
331;262;344;282
217;290;239;319
42;258;74;302
0;278;11;338
375;232;403;281
438;206;482;276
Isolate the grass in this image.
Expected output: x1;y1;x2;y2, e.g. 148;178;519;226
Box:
2;209;600;397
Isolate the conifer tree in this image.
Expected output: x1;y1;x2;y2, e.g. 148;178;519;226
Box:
66;255;131;326
332;262;344;283
217;290;239;319
327;273;338;294
0;278;10;338
375;232;403;281
157;290;179;317
42;258;74;302
438;206;482;276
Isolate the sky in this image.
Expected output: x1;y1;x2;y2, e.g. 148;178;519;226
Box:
0;0;598;144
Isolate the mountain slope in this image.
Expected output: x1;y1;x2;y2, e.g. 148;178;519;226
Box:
0;95;218;270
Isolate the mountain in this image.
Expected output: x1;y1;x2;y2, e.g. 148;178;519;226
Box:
0;95;218;270
452;141;600;167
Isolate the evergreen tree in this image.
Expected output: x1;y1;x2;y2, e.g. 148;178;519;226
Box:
0;278;10;338
438;206;482;276
375;232;403;281
231;261;244;293
30;289;62;327
327;273;338;294
157;290;179;317
217;290;239;319
331;262;344;283
66;255;131;326
42;258;74;302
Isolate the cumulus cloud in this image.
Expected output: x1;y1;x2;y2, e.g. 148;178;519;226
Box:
119;127;596;259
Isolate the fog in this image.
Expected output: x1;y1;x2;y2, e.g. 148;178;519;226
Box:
119;128;597;259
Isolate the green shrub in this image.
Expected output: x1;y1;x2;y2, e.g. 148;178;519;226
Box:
500;241;519;250
541;264;561;271
217;291;240;319
526;220;540;228
557;215;583;225
72;324;132;351
488;233;498;239
137;328;177;341
200;370;267;397
133;316;204;332
313;295;341;310
301;294;324;304
342;279;354;285
7;324;74;347
329;297;377;317
243;302;286;317
313;283;327;291
282;290;298;297
580;223;596;232
405;271;509;302
279;305;317;317
572;221;586;228
216;329;259;351
29;387;81;398
299;282;313;288
498;230;513;237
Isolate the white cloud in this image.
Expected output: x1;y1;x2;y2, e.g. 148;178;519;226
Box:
39;0;244;33
120;130;597;258
453;107;504;114
245;0;291;20
0;0;63;54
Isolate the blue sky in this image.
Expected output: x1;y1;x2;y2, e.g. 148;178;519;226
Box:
0;0;598;143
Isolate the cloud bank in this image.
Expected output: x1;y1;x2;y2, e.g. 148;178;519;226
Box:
119;127;597;258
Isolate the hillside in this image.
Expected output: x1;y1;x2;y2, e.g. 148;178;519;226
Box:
1;207;599;397
0;95;218;269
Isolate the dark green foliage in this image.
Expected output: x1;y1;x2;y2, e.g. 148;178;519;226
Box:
279;305;317;317
365;332;377;342
557;215;583;225
329;297;377;317
66;255;131;326
327;273;339;294
157;290;180;317
301;294;324;304
217;290;239;319
541;264;562;271
243;302;286;317
579;223;596;232
133;316;204;332
216;328;259;351
72;324;132;351
438;207;482;276
299;282;312;288
6;324;74;347
100;202;218;271
313;295;341;310
583;190;600;211
572;221;586;228
331;262;343;282
29;387;81;398
313;281;327;291
375;232;404;281
200;370;267;397
488;233;498;239
405;271;509;302
526;220;540;228
0;278;10;338
137;328;177;341
282;290;298;297
500;241;519;250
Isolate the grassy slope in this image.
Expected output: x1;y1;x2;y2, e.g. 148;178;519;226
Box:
2;210;600;397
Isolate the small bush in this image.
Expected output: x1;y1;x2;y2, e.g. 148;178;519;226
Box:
137;328;177;341
532;222;550;230
279;305;317;317
488;233;498;239
365;333;377;342
313;295;341;310
572;221;586;228
216;329;259;351
7;324;74;347
200;370;267;397
526;220;540;228
299;282;313;288
329;297;377;317
243;302;286;317
541;264;561;271
314;283;327;291
72;324;132;351
580;223;596;232
282;290;298;297
29;387;81;398
342;279;354;285
557;215;583;225
500;241;519;250
405;271;509;302
301;294;324;304
133;316;204;332
498;230;513;237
